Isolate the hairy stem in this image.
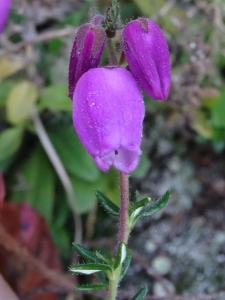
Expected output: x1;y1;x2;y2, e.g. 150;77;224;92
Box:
118;172;130;245
108;172;130;300
32;108;82;244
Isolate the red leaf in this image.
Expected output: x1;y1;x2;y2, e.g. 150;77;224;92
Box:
0;202;62;300
0;175;5;208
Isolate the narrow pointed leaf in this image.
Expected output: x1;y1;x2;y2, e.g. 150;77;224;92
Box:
95;250;112;264
132;287;148;300
141;191;170;217
96;191;119;216
129;197;152;228
70;263;112;275
76;283;108;292
114;243;127;270
72;243;100;263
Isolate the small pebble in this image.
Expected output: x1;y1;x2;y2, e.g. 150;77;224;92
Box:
152;255;172;275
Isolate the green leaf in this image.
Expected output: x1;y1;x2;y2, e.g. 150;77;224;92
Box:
142;191;170;218
0;127;23;163
71;176;101;213
21;146;56;223
101;169;120;207
132;0;165;16
51;199;71;258
0;81;14;107
6;81;38;125
95;250;112;265
49;126;100;182
129;197;152;228
73;243;101;263
96;191;119;217
76;284;108;292
132;287;148;300
0;56;24;80
120;249;132;280
114;243;127;270
132;153;151;179
192;110;213;139
129;197;151;216
212;92;225;128
0;158;12;172
70;263;112;275
38;84;71;112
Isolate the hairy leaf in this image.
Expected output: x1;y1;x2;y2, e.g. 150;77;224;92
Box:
141;191;170;218
73;243;101;263
132;287;148;300
76;283;108;292
96;191;119;216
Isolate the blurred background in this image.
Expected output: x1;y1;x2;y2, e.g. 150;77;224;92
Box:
0;0;225;299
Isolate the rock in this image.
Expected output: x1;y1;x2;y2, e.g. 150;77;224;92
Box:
152;255;172;275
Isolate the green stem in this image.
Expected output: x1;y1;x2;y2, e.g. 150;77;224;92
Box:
108;172;130;300
108;267;121;300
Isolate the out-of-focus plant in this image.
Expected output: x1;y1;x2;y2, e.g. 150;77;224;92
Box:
192;90;225;151
68;1;171;299
0;0;172;298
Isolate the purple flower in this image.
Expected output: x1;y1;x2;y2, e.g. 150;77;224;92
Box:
72;67;145;174
123;18;171;101
68;23;106;99
0;0;11;33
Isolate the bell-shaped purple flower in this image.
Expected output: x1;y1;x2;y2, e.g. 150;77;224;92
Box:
0;0;11;33
72;67;145;174
122;18;171;101
68;23;106;99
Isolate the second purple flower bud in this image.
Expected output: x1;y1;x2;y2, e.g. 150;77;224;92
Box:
123;18;171;101
68;21;107;99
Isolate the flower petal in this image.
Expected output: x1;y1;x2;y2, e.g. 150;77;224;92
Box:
72;67;145;174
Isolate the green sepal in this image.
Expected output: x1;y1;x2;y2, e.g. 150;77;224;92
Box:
114;243;127;270
132;287;148;300
70;263;112;275
96;191;119;216
120;249;132;280
141;191;170;218
76;283;108;292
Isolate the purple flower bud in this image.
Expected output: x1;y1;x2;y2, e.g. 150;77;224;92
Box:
72;67;145;174
68;23;106;99
0;0;11;33
123;18;171;101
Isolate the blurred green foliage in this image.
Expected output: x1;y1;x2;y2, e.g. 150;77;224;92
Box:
192;91;225;150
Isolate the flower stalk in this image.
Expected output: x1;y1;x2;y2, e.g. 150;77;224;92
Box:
108;172;130;300
118;172;130;245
